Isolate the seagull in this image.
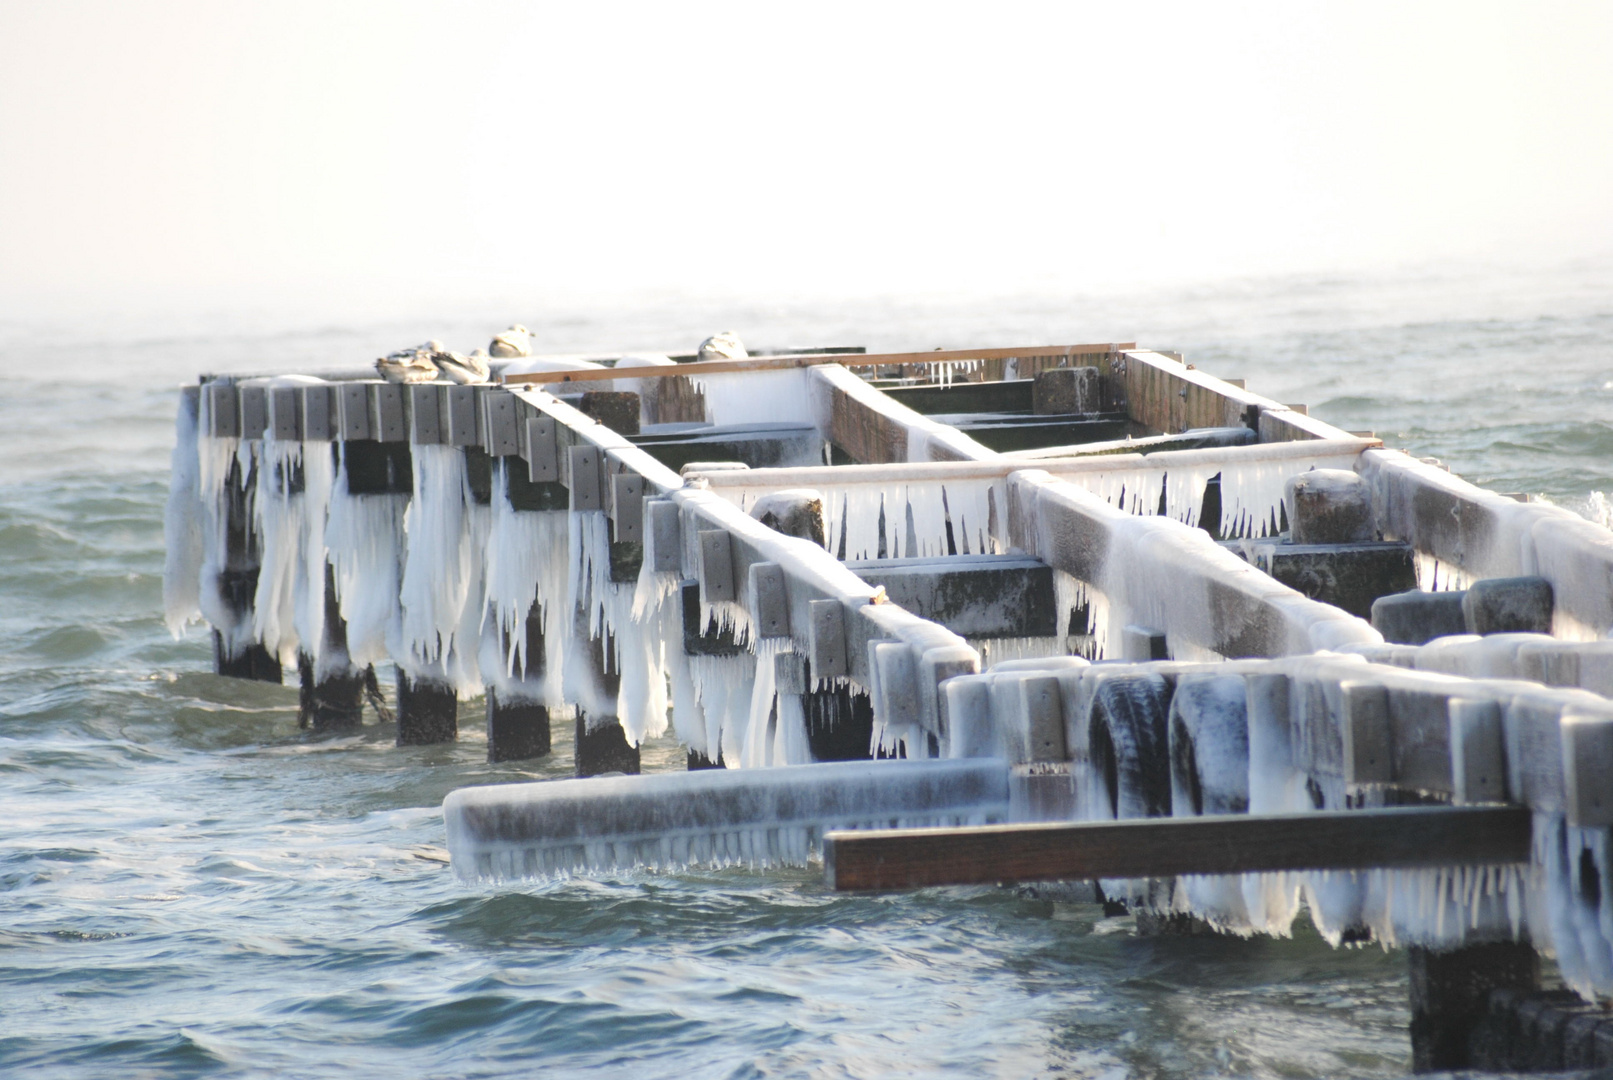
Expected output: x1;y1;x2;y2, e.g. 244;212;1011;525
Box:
697;331;747;362
433;346;491;385
489;324;533;358
375;341;441;383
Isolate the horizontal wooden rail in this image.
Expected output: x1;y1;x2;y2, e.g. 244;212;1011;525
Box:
823;805;1532;891
500;343;1137;387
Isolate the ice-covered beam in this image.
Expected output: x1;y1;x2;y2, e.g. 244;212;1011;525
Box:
630;422;828;472
1006;469;1380;659
1358;448;1613;638
807;364;999;463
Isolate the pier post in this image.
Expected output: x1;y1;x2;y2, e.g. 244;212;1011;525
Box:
296;565;365;730
396;670;458;746
574;631;640;777
803;682;876;761
212;447;282;683
487;602;551;763
1408;942;1540;1072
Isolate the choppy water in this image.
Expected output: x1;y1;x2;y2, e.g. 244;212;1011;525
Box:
3;263;1611;1078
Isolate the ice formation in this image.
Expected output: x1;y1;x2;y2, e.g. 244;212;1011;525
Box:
323;455;406;669
396;443;483;688
443;758;1012;880
162;392;204;637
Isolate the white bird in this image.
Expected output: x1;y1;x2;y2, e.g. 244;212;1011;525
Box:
433;346;491;385
697;331;747;362
489;324;533;358
375;341;442;383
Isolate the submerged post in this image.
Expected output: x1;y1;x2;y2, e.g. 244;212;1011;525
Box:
1409;942;1541;1072
487;600;551;763
574;631;639;777
396;671;457;746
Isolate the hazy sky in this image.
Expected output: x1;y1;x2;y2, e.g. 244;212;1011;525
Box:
2;1;1610;310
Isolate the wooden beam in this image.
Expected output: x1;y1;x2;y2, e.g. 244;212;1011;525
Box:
500;343;1138;387
822;805;1531;891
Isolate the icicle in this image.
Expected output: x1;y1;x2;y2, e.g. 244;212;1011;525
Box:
324;456;406;669
396;444;480;685
162;392;205;637
293;441;334;667
694;369;816;427
196;428;254;658
251;437;305;665
736;638;791;768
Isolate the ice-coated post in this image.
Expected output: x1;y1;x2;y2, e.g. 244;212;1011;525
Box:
1448;697;1506;804
808;599;847;679
574;632;640;777
697;529;735;604
523;416;559;482
296;565;365;729
269;386;301;441
337;383;371;441
482;388;522;457
1562;712;1613;827
611;473;645;540
300;385;334;441
645;498;682;573
396;671;457;746
1340;681;1393;785
205;382;239;438
370;382;407;442
1121;624;1169;662
408;383;443;444
567;446;603;511
748;562;789;637
487;601;550;763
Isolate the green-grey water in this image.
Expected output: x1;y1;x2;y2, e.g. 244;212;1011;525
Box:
3;264;1611;1077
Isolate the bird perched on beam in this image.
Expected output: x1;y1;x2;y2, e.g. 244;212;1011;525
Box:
433;346;491;385
697;331;747;361
489;324;533;358
375;341;441;383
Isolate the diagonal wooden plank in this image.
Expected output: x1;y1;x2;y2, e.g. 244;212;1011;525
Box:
823;805;1532;891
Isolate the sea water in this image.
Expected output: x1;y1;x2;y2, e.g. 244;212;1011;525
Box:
2;261;1611;1078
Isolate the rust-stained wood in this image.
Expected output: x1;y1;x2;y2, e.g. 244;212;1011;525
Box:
500;343;1137;387
822;805;1531;891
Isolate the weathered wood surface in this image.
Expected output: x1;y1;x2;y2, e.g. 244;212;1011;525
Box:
500;343;1137;387
822;805;1531;890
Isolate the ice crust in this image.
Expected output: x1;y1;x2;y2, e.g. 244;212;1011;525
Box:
443;757;1012;880
162;393;204;637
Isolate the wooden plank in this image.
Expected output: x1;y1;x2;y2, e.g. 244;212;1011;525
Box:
823;805;1531;890
500;342;1137;387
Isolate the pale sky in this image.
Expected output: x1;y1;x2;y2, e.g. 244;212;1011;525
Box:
2;1;1610;310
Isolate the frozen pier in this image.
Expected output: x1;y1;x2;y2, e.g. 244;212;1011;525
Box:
165;338;1613;1071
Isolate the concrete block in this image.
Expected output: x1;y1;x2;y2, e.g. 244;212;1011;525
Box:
524;416;559;482
1449;697;1507;804
944;676;995;758
370;382;407;442
445;384;482;447
1372;589;1468;645
808;598;848;680
697;529;735;604
846;554;1057;639
1286;469;1374;544
337;382;371;441
300;385;334;441
611;473;645;540
269;386;301;441
567;445;603;511
748;561;789;638
205;382;239;438
1250;541;1417;619
238;384;268;439
1122;624;1169;661
1031;366;1102;415
1465;576;1554;636
408;383;442;444
645;498;681;573
1562;712;1613;827
482;389;522;456
1340;680;1392;784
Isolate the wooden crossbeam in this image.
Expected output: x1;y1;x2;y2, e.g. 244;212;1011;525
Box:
822;805;1532;891
500;342;1138;387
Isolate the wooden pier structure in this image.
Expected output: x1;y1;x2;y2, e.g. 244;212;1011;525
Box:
166;339;1613;1071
